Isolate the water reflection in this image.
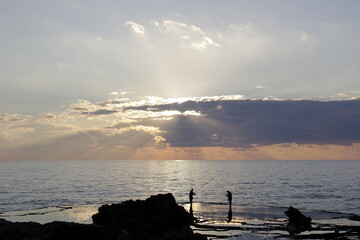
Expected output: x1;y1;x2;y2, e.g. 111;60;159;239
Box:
227;205;232;223
0;205;99;224
190;205;194;218
60;205;99;223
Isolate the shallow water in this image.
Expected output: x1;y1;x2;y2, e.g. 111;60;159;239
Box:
0;160;359;216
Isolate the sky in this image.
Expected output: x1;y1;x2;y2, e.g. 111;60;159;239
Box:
1;0;360;160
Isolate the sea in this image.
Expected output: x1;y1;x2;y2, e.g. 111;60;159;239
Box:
0;160;359;239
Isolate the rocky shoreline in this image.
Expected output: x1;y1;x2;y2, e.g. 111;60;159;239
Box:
0;193;206;240
1;193;359;240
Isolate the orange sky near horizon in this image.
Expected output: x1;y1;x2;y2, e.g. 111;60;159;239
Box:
2;143;360;161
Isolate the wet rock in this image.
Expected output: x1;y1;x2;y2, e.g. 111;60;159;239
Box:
285;206;312;228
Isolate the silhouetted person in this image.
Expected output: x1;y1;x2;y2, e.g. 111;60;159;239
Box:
189;188;196;205
226;190;232;206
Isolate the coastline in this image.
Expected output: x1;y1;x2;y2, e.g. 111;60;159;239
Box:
1;200;359;239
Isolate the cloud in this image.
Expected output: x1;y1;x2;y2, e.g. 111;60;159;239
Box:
0;114;35;141
67;99;120;116
3;125;166;160
84;126;164;148
163;20;204;34
126;98;360;148
0;113;32;122
156;19;221;50
124;21;145;36
5;96;360;149
1;95;360;160
89;109;118;116
109;91;134;96
97;98;130;106
191;36;221;50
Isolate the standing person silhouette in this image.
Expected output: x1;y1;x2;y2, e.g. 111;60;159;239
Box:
226;190;232;206
189;188;196;205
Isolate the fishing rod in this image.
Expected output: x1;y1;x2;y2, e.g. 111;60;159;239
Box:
195;169;224;192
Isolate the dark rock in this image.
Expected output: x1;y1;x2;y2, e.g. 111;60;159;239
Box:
0;193;206;240
0;218;113;240
349;214;360;221
194;233;208;240
93;193;199;239
285;206;312;228
93;193;193;228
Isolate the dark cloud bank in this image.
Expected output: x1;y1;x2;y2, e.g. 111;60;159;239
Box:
128;99;360;148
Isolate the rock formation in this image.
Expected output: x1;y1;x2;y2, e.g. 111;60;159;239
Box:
0;218;113;240
92;193;203;240
284;206;312;235
285;206;312;228
0;193;206;240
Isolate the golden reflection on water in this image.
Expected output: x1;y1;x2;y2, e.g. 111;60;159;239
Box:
58;205;99;223
0;205;100;224
183;202;246;225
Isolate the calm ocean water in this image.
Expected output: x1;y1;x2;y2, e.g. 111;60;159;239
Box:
0;160;359;215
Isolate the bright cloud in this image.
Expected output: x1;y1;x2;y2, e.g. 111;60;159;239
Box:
124;21;145;36
155;19;221;50
163;20;204;34
191;36;221;50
